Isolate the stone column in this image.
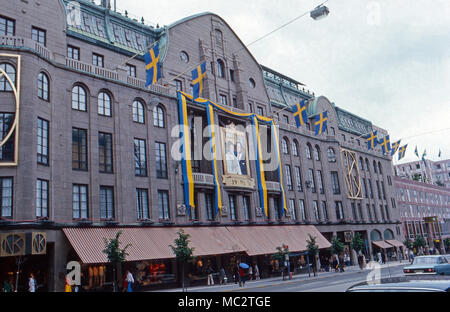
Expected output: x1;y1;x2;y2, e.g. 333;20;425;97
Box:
268;196;276;222
49;231;71;292
366;230;374;261
196;191;206;222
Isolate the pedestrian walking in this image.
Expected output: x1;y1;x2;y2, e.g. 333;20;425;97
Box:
254;264;260;280
338;253;345;272
207;265;215;286
65;274;72;292
3;279;12;292
219;267;226;285
248;265;253;280
332;255;338;272
126;270;134;292
239;267;246;287
377;252;382;264
28;273;37;292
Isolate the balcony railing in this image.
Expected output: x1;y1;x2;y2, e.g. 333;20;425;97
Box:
266;181;281;192
192;173;214;186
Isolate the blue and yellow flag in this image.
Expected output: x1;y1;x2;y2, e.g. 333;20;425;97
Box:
191;62;207;99
365;131;378;150
390;140;401;157
439;149;442;158
379;135;391;155
414;146;419;158
292;100;308;128
144;43;162;87
422;149;427;162
398;145;408;160
314;111;328;136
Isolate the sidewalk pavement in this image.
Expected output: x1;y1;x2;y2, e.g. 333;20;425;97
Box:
153;261;407;292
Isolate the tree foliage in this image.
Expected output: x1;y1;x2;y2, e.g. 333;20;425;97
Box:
330;236;345;255
403;238;414;250
443;238;450;249
306;234;319;256
102;231;131;265
413;235;427;249
272;244;289;263
350;233;364;253
170;229;195;263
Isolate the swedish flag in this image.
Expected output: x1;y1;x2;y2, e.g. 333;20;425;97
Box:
292;100;308;128
414;146;419;158
379;135;391;155
365;131;378;150
422;149;427;162
314;111;328;136
191;62;207;99
144;43;162;87
391;140;401;156
398;145;408;160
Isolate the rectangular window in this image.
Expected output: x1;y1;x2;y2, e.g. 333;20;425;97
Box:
134;139;147;176
36;179;49;218
381;181;386;200
289;199;296;220
220;94;227;106
295;167;303;192
175;79;183;91
351;203;357;220
366;204;372;221
321;201;328;221
158;190;170;220
0;16;15;36
335;201;344;220
368;179;374;199
32;26;46;46
380;204;385;221
72;128;87;170
372;204;377;220
0;113;15;162
298;199;306;221
317;170;324;194
205;193;215;221
331;171;340;195
243;196;251;221
385;205;390;221
100;186;114;220
362;178;368;198
0;177;13;218
92;53;104;68
257;106;264;116
136;189;149;220
126;64;136;77
248;102;253;113
313;200;320;221
155;142;168;179
283;115;289;124
232;97;238;108
67;45;80;61
99;132;113;173
285;165;293;191
376;181;382;200
230;69;235;82
37;118;49;165
308;169;316;193
357;203;363;221
72;184;88;219
229;195;237;221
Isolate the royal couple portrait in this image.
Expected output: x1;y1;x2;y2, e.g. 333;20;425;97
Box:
222;126;249;177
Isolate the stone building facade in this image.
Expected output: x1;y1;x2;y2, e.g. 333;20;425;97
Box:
395;158;450;189
0;0;403;291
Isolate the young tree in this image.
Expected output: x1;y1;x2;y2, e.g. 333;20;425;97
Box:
103;231;131;292
413;235;427;255
444;238;450;251
272;244;289;280
306;234;319;276
170;229;195;292
330;236;345;272
350;233;365;254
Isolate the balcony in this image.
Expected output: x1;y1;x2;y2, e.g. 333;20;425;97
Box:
192;173;214;186
0;35;173;97
266;181;281;192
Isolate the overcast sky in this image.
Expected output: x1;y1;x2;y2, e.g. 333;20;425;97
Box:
111;0;450;164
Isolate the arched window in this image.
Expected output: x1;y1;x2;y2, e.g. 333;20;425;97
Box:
282;138;289;155
359;157;364;170
153;105;165;128
38;72;49;101
217;59;225;78
306;144;312;159
378;162;383;175
314;146;321;161
71;85;87;111
328;148;336;163
215;29;223;48
0;63;16;91
98;91;112;116
365;158;370;172
370;230;382;242
383;229;394;240
373;160;378;174
132;100;145;124
292;140;299;156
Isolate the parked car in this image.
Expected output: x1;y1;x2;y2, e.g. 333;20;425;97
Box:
403;256;449;275
347;276;450;292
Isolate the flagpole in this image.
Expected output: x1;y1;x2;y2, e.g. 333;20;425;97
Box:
115;38;161;69
166;61;205;84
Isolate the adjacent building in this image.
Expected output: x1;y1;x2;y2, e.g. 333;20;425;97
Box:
395;158;450;189
0;0;403;291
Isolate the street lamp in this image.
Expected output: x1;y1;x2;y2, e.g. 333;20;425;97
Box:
310;5;330;20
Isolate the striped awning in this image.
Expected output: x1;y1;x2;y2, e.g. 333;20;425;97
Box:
372;240;393;249
63;225;330;264
385;240;404;248
62;227;247;264
226;225;331;256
